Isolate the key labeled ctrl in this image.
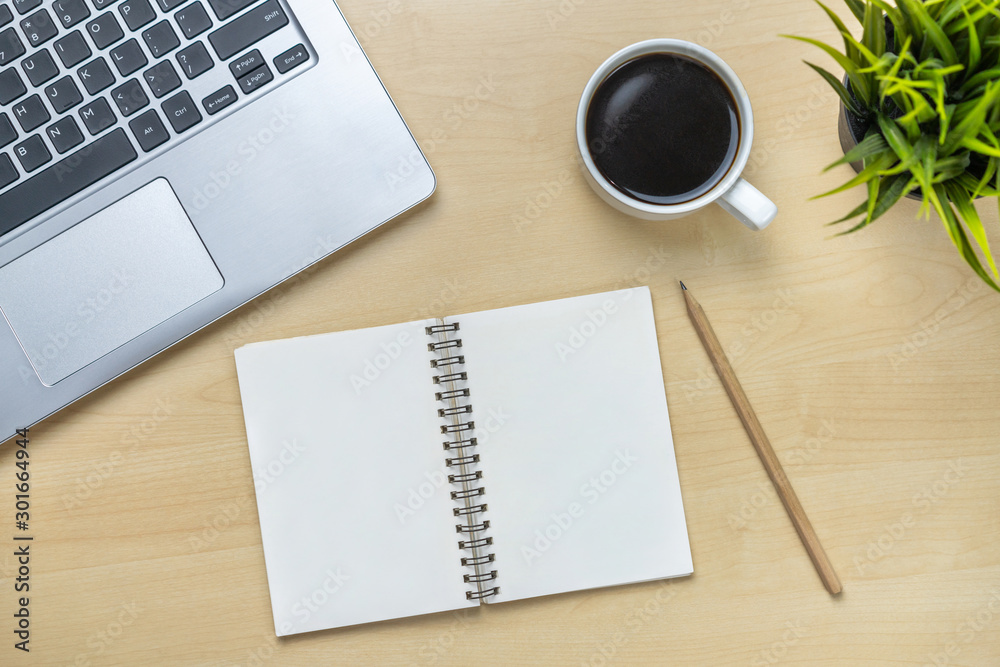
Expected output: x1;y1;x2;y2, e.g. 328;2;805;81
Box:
161;91;201;133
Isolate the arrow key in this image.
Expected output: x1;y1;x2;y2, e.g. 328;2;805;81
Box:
201;84;236;115
273;43;307;74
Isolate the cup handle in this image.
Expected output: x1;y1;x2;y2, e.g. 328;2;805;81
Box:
717;178;777;231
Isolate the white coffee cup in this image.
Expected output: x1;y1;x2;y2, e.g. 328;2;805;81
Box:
576;39;777;230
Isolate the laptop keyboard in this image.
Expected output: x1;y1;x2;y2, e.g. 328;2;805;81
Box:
0;0;313;237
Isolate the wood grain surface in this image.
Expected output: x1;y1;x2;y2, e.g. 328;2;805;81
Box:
2;0;998;665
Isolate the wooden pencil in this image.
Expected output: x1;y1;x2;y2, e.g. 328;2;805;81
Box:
680;281;842;596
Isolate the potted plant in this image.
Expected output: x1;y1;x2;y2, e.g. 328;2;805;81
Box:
785;0;1000;291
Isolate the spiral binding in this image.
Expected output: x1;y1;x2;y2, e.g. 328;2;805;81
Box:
427;320;500;602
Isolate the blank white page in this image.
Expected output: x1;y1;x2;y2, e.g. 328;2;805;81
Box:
454;287;692;603
235;320;476;635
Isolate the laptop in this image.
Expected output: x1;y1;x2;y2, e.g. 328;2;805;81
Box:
0;0;435;441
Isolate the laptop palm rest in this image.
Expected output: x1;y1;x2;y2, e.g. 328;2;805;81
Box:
0;179;224;387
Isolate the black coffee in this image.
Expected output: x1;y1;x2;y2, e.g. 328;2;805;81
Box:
585;53;740;205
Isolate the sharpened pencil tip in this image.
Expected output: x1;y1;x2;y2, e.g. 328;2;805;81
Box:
679;281;687;291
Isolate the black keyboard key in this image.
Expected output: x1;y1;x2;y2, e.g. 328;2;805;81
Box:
92;0;122;10
118;0;154;30
21;48;58;86
11;94;49;132
0;129;137;234
201;84;234;114
143;59;179;97
77;56;115;94
0;113;16;147
154;0;186;12
78;97;115;134
175;2;211;38
111;77;147;116
208;0;285;61
207;0;255;22
46;115;84;153
54;30;92;67
20;9;57;46
44;75;83;114
236;62;269;93
176;41;211;79
13;134;50;171
273;43;307;74
0;27;25;65
142;20;179;57
87;12;124;49
13;0;41;16
110;37;146;75
0;154;17;189
53;0;90;28
161;90;199;132
0;67;26;105
0;5;12;26
228;47;260;76
128;108;167;151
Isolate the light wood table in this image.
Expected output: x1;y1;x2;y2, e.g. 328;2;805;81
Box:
4;0;999;664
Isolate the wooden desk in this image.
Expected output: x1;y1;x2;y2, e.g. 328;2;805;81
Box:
4;0;999;664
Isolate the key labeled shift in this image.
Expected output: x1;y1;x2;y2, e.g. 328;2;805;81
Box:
208;0;287;61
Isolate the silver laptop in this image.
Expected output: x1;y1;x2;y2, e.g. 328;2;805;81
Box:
0;0;435;441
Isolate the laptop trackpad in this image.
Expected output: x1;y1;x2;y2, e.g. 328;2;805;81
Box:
0;179;224;386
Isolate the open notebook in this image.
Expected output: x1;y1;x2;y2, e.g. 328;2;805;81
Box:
234;287;692;636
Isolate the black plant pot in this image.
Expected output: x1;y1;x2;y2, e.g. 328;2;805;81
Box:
837;92;923;201
833;21;987;201
839;93;987;200
833;20;921;199
831;20;920;197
